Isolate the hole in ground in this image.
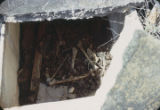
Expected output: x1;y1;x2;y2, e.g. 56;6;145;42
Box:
18;17;113;105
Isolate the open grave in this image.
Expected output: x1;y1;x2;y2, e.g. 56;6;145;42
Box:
18;18;113;105
1;13;118;107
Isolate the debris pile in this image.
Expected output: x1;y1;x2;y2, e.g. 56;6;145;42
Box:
18;18;113;105
137;0;160;38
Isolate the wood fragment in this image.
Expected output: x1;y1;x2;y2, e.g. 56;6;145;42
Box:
30;50;42;92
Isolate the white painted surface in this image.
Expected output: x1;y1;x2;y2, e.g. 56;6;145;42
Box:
5;96;101;110
1;23;20;107
0;24;5;100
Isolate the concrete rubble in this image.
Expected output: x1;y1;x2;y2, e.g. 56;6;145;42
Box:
101;11;160;110
102;31;160;110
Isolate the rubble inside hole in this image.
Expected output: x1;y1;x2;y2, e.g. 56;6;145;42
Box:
18;17;113;105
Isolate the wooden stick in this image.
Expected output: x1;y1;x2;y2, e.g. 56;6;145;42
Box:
30;50;42;92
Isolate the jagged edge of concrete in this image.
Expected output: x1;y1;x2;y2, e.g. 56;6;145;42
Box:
94;10;144;108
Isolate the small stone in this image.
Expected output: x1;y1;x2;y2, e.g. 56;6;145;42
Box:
68;87;75;93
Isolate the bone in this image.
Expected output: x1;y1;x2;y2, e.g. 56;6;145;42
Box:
77;41;100;70
87;48;98;63
68;87;75;93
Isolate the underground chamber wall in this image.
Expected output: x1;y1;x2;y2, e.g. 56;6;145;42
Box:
1;23;20;108
2;17;114;107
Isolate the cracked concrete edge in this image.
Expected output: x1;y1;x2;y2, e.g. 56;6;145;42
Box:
0;1;145;22
0;23;5;104
95;11;143;108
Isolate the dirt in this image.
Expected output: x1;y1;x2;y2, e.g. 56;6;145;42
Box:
18;17;113;105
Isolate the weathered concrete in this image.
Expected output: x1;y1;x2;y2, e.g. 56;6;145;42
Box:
0;0;144;16
107;12;125;38
95;11;143;108
0;23;5;102
0;0;144;22
0;23;20;108
102;31;160;110
101;14;160;110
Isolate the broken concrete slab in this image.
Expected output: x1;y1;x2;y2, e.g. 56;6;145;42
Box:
0;0;144;16
95;11;143;107
102;31;160;110
0;0;144;22
100;9;160;109
98;10;160;110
